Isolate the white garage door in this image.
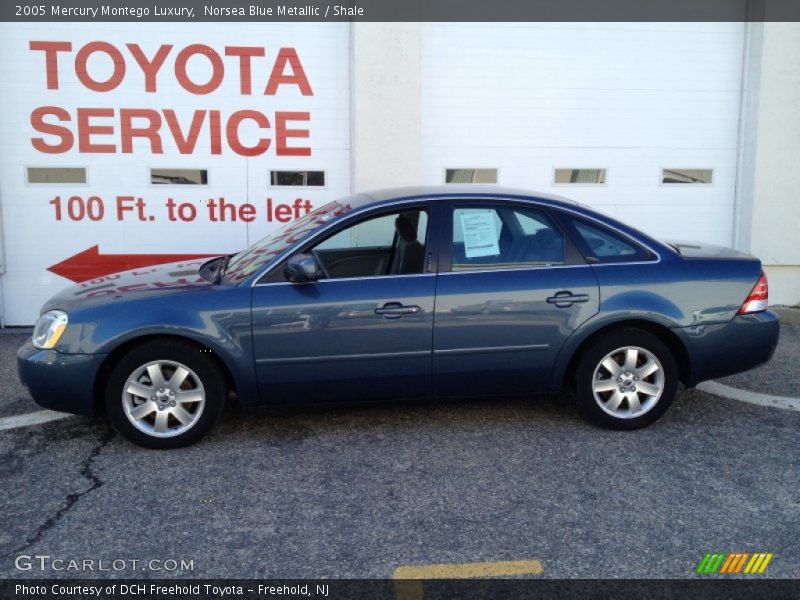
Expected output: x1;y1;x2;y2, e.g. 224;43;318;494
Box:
421;23;744;245
0;23;350;325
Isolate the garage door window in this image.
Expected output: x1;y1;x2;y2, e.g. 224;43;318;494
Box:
662;169;713;184
151;169;207;185
554;169;606;184
445;169;497;184
271;170;325;187
451;206;565;271
27;167;86;184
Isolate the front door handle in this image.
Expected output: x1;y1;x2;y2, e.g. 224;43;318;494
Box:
375;302;421;318
546;291;590;307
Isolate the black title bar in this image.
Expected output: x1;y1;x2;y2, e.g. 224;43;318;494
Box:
3;0;800;22
3;579;800;600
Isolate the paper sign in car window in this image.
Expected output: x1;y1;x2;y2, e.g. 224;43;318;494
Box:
460;210;500;258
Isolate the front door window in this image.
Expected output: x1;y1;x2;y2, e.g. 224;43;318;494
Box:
311;209;429;278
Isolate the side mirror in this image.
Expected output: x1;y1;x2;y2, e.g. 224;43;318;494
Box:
284;253;321;283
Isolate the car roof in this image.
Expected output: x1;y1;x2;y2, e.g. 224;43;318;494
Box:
354;185;581;208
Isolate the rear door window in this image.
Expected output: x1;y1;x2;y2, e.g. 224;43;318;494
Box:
451;206;566;271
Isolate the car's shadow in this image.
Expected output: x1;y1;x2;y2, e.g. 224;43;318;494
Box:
220;390;580;431
0;385;756;454
207;385;716;445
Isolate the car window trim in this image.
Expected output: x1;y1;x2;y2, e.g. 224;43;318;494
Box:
250;194;664;286
254;272;438;287
334;191;664;261
413;193;665;267
440;263;594;276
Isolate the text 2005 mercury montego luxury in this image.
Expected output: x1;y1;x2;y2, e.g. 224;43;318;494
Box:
18;186;780;448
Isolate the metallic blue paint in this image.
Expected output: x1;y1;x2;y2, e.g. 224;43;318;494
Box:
17;186;780;418
673;311;780;385
433;266;599;396
251;274;437;402
17;340;106;415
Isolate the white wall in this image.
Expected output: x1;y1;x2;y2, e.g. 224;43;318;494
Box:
351;23;422;192
738;22;800;305
419;23;745;246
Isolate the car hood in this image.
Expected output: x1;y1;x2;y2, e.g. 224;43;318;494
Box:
665;240;756;260
42;259;216;313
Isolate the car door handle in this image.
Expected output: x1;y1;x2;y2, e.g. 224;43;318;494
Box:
375;302;421;318
546;291;590;307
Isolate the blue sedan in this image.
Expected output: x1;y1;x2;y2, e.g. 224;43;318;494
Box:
18;186;780;448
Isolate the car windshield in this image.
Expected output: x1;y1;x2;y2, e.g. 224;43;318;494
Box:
223;200;354;284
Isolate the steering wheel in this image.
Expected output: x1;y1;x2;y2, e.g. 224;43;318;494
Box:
311;249;331;279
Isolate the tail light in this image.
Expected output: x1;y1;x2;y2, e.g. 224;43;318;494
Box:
738;270;769;314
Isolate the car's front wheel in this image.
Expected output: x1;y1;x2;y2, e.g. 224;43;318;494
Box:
105;339;225;448
573;328;678;430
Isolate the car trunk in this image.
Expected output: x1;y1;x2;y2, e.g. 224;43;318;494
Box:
665;240;757;261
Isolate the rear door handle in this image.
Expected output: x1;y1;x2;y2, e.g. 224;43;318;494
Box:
546;291;590;307
375;302;421;318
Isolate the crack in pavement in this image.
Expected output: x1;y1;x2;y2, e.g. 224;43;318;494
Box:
1;427;116;557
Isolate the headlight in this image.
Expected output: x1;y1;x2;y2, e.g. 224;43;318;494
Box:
32;310;68;349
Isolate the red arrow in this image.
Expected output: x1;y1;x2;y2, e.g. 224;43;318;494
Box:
47;245;219;283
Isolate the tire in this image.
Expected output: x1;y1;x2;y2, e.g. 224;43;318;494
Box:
573;328;678;430
105;339;225;449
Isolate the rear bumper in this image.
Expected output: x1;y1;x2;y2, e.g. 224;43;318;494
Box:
17;341;107;416
676;310;780;386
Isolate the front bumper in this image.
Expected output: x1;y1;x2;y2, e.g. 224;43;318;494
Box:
676;310;780;386
17;341;107;416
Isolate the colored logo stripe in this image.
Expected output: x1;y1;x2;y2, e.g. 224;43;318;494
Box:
697;553;725;574
697;553;773;574
745;553;773;574
720;553;748;573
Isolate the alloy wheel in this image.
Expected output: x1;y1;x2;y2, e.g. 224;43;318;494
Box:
591;346;665;419
122;360;206;438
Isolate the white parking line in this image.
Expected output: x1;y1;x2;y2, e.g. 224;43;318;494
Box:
0;410;73;431
698;381;800;412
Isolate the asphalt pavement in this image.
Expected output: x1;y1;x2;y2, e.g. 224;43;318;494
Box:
0;321;798;579
0;330;35;419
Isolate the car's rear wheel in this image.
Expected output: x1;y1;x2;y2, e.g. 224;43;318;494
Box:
573;328;678;430
105;340;225;448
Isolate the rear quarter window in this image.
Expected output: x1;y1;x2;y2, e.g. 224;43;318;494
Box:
563;217;654;263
